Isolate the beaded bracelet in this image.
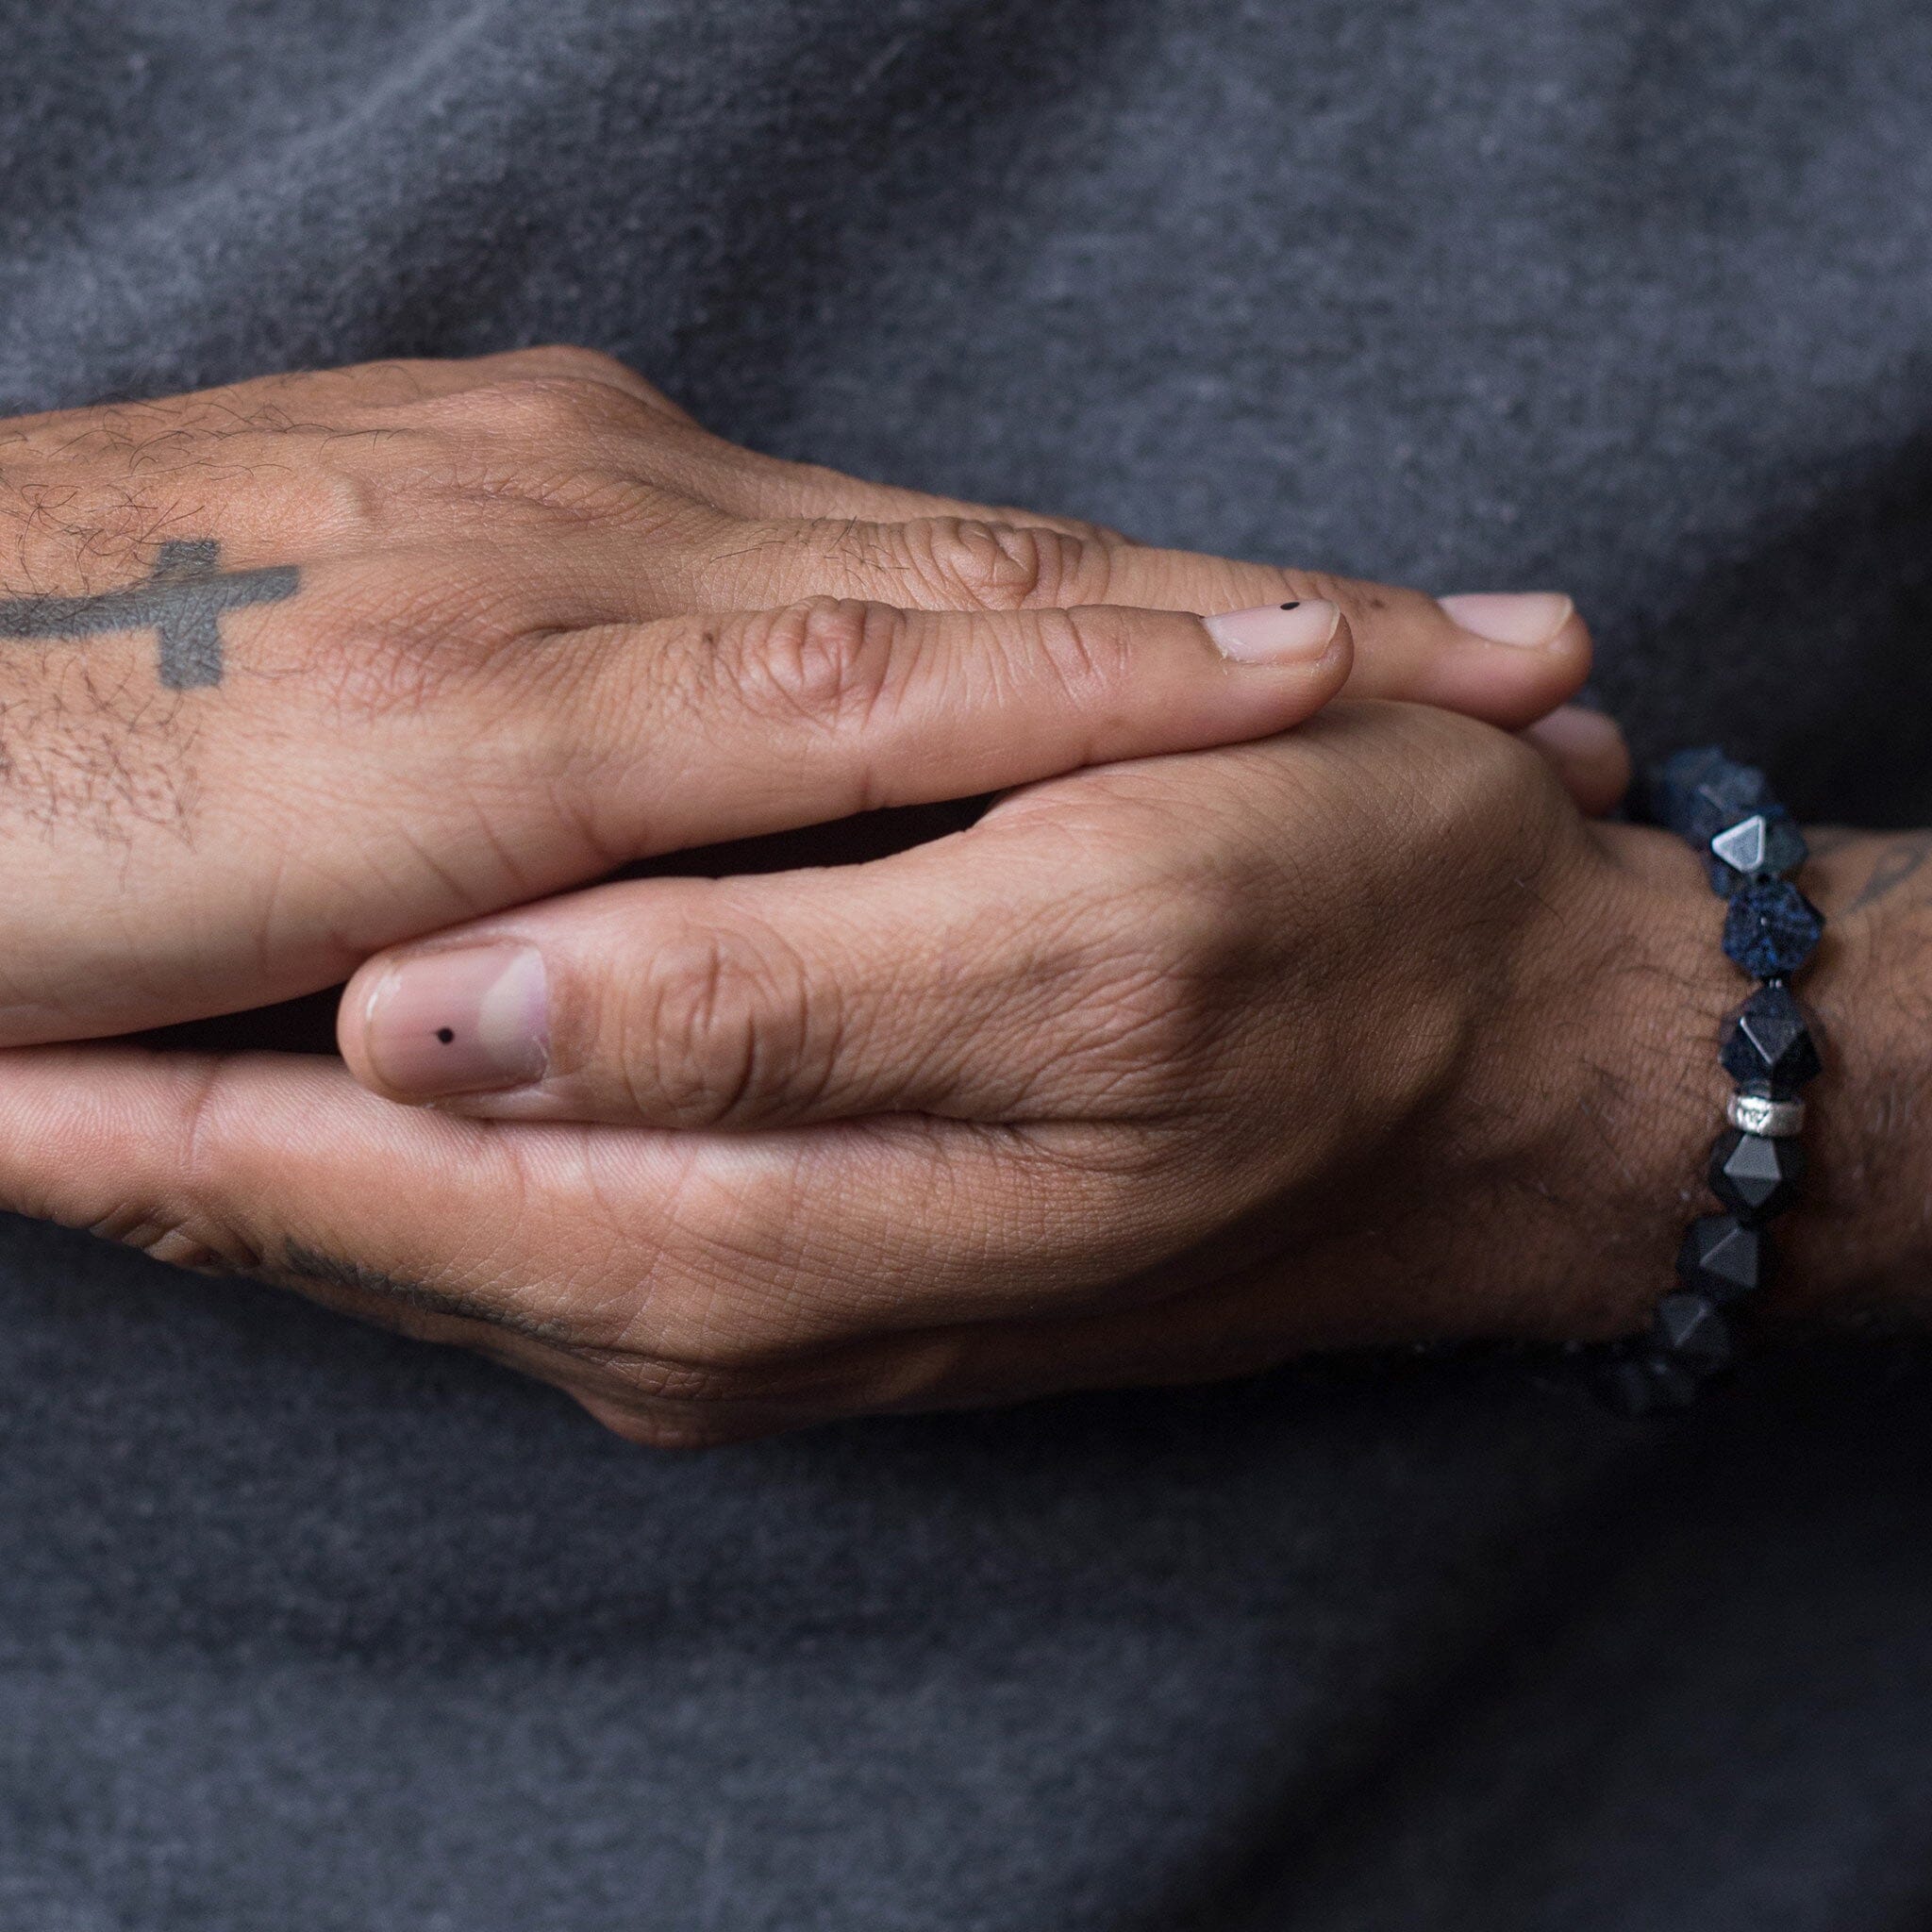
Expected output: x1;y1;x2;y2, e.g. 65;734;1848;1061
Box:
1590;747;1824;1415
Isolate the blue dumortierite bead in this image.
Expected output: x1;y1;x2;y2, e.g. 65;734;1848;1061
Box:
1650;746;1773;844
1707;807;1808;895
1722;878;1824;977
1719;982;1822;1090
1708;1127;1806;1222
1649;744;1727;828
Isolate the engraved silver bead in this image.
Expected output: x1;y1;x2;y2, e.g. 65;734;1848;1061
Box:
1726;1090;1806;1138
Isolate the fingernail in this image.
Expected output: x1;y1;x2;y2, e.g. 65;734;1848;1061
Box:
359;944;549;1099
1437;591;1575;647
1203;598;1341;664
1523;702;1625;759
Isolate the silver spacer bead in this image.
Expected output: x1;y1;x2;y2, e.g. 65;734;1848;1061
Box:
1727;1090;1806;1139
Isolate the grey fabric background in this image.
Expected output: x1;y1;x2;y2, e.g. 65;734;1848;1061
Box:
3;3;1932;1926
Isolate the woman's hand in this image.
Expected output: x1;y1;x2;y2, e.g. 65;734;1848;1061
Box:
0;346;1607;1046
0;704;1749;1446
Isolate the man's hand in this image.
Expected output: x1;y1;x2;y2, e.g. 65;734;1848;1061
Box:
0;347;1607;1045
3;703;1864;1448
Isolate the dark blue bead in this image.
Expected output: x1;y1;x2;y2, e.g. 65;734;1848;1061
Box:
1719;982;1821;1089
1707;807;1807;896
1722;879;1824;977
1677;1213;1771;1305
1648;747;1727;832
1708;1127;1806;1222
1650;746;1772;843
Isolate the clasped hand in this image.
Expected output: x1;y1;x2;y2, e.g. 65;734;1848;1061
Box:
0;347;1702;1443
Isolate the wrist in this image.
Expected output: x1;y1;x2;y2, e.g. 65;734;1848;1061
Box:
1545;821;1740;1335
1760;830;1932;1324
1420;817;1735;1344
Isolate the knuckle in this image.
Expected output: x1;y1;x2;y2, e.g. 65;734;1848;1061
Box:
497;343;642;391
83;1063;264;1275
1072;872;1258;1093
1036;603;1137;702
521;345;684;419
896;516;1114;610
306;455;425;548
728;597;903;731
92;1202;260;1275
414;371;638;445
626;916;831;1127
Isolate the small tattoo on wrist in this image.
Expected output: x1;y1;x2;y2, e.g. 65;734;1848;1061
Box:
1848;832;1932;912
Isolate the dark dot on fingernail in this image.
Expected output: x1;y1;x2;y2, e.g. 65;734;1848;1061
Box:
1279;601;1300;610
436;1027;456;1044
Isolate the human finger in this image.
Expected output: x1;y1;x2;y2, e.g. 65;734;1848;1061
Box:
537;595;1352;860
1521;703;1632;817
0;1048;1206;1386
337;827;1159;1125
660;516;1591;728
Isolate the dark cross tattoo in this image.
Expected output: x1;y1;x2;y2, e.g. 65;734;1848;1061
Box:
0;539;297;689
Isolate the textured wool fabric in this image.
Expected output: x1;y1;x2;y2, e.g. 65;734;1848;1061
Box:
5;4;1932;1928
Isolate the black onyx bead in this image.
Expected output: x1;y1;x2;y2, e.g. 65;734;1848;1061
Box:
1677;1213;1771;1305
1707;807;1808;896
1708;1127;1806;1222
1722;879;1824;978
1596;1352;1703;1416
1650;746;1773;844
1649;1291;1733;1374
1719;982;1822;1091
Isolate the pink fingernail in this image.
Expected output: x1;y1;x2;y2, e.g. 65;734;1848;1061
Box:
1523;703;1624;761
1202;598;1341;664
359;944;549;1099
1436;591;1575;647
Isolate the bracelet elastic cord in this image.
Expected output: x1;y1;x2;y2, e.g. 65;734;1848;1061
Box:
1591;747;1824;1415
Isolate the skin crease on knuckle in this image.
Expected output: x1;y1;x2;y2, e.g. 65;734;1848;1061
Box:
1017;604;1140;720
613;913;841;1128
723;597;908;739
887;515;1116;611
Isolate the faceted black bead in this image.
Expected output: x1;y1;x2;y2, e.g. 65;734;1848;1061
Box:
1722;879;1824;978
1596;1351;1703;1416
1719;982;1822;1090
1708;1127;1806;1222
1649;1291;1733;1374
1707;807;1808;896
1676;1213;1771;1305
1649;746;1773;843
